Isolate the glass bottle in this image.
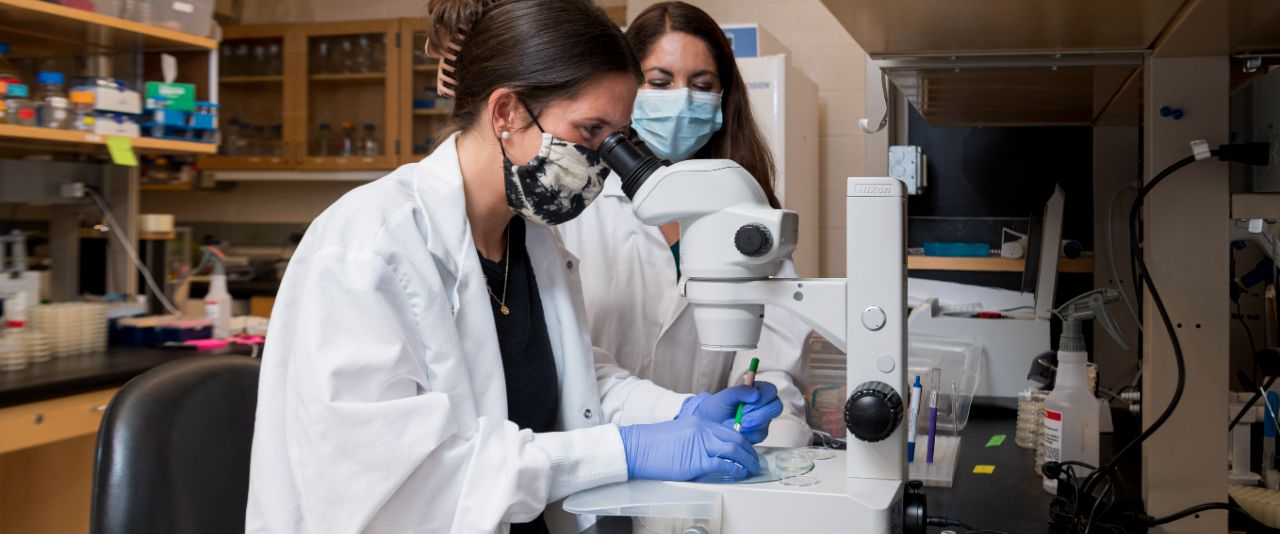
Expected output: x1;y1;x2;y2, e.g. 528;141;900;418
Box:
35;71;70;130
361;123;379;156
315;123;333;156
69;85;96;132
339;121;356;156
4;83;34;126
0;42;22;84
269;123;283;156
338;37;357;73
266;43;282;76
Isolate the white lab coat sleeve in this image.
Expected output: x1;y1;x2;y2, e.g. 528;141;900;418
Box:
728;260;814;448
594;346;691;425
276;246;626;532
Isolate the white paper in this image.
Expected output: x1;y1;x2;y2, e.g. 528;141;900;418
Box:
161;54;178;84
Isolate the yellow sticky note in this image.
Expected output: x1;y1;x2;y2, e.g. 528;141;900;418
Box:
973;465;996;474
106;137;138;167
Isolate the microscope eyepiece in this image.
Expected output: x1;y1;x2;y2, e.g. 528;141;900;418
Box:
598;132;668;200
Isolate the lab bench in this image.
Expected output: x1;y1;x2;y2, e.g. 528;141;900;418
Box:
582;406;1143;534
0;347;205;534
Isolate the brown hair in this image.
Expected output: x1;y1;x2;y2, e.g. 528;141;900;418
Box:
427;0;641;135
626;1;780;209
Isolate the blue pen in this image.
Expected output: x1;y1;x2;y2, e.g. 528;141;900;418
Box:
906;376;922;463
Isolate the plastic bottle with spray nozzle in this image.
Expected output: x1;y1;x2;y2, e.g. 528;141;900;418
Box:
201;246;232;339
1042;288;1127;494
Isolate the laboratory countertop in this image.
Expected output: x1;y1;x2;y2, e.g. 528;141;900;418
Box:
581;406;1142;534
0;347;205;408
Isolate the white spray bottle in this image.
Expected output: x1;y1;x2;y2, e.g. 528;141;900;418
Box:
202;246;232;339
1042;288;1127;493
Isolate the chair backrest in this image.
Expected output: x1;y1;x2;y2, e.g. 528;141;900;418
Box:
91;355;261;534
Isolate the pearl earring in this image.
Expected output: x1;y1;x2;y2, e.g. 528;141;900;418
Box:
501;131;511;140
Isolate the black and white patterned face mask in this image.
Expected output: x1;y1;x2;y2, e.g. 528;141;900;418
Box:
500;105;609;226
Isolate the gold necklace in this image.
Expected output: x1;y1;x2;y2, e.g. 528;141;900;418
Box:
483;227;511;316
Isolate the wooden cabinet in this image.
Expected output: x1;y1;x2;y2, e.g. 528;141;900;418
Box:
398;18;452;165
0;389;118;534
200;19;404;171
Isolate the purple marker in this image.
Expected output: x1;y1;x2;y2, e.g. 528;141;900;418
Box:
926;389;938;464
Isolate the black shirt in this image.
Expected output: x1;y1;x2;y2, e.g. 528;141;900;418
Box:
478;217;559;534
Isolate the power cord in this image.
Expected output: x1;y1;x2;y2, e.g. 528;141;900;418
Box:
85;188;181;315
1059;141;1271;533
927;515;1012;534
1129;501;1280;532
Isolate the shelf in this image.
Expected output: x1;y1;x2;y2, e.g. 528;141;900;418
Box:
0;124;217;155
0;0;217;58
309;72;386;82
907;255;1093;273
79;229;176;240
221;75;285;84
140;183;194;192
413;108;451;117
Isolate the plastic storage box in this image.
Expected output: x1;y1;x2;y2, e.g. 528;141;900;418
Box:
121;0;212;37
803;332;982;487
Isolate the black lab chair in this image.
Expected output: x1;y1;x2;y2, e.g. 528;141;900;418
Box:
91;355;261;534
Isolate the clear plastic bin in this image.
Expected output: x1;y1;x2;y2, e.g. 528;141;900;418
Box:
804;333;982;439
130;0;212;37
908;335;982;432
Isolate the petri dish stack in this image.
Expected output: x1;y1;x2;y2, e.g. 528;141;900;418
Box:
0;332;27;371
1016;388;1048;449
24;330;53;363
29;303;113;358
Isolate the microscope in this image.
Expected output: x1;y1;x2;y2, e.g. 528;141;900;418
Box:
564;134;926;534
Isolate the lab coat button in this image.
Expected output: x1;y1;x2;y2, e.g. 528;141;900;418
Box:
566;260;574;270
583;408;592;419
861;306;887;331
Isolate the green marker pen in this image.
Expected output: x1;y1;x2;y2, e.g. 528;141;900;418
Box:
733;357;760;432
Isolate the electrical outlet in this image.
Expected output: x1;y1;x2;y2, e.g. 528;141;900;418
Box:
889;145;926;195
59;182;86;199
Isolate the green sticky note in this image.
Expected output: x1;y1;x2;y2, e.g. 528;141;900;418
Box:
985;434;1007;447
106;137;138;167
973;464;996;474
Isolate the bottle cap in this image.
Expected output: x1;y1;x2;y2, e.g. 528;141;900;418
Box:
0;81;6;93
71;91;95;104
7;83;28;98
37;71;65;85
18;108;35;119
0;42;9;54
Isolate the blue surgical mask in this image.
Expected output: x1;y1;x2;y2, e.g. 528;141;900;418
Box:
631;88;723;162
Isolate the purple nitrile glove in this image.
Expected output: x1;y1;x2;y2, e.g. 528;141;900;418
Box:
677;382;784;444
618;416;762;481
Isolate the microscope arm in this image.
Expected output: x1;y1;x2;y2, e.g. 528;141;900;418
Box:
685;278;848;353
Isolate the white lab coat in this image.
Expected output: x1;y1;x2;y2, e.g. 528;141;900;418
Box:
246;135;690;534
559;175;814;448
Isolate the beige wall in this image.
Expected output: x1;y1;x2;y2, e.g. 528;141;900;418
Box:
626;0;870;276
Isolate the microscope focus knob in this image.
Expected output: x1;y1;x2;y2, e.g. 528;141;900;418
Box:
734;224;773;257
844;381;903;442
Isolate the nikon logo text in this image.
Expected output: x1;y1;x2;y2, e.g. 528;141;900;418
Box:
853;184;894;196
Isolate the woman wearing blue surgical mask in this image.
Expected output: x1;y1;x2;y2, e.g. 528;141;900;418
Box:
560;1;813;449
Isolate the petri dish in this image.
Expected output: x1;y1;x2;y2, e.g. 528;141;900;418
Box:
695;447;816;485
804;446;837;461
780;475;819;487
